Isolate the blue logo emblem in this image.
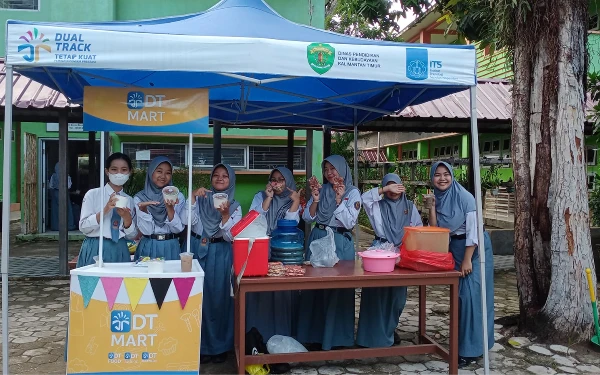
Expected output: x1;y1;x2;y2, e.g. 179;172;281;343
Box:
108;352;115;359
127;91;144;109
142;352;149;360
406;48;429;81
110;310;131;333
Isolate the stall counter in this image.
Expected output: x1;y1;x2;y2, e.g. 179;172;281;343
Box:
67;260;204;375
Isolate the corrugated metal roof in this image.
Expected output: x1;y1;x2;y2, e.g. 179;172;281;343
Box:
0;59;74;109
394;79;595;121
358;150;388;163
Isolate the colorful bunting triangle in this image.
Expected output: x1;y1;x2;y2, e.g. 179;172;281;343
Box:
123;278;148;311
101;277;123;310
78;275;100;308
149;278;172;309
173;278;195;310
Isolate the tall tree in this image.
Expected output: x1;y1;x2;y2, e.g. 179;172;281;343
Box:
331;0;596;340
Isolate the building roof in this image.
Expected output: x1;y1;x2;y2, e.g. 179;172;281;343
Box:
358;149;388;163
0;59;74;109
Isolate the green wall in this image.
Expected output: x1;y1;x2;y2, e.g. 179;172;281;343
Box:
0;0;325;55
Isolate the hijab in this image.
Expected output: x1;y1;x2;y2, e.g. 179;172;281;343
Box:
430;161;476;232
198;163;240;237
378;174;413;247
135;156;172;226
316;155;358;224
49;162;71;190
262;167;296;235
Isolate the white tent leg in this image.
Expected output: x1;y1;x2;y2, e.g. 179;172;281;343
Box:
1;64;13;375
187;133;193;253
353;110;359;253
98;132;105;267
469;85;490;373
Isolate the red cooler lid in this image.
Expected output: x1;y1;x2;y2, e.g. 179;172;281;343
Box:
231;210;261;238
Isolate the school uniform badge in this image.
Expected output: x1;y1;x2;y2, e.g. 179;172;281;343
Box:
354;201;360;210
404;209;409;215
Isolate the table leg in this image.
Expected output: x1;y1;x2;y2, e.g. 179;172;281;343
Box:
234;292;240;368
449;281;459;375
419;285;426;343
238;290;247;375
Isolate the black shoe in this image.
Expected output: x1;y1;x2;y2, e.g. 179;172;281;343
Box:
304;343;322;351
200;355;212;364
270;363;291;374
212;352;228;364
393;331;401;345
458;356;477;368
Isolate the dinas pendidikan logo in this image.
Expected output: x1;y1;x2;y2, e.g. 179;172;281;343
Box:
406;48;429;81
18;28;50;62
307;43;335;75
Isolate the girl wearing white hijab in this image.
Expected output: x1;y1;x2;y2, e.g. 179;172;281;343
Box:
429;161;494;368
181;163;241;364
134;156;185;260
296;155;361;350
356;173;422;348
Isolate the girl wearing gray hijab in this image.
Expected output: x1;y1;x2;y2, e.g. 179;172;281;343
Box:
356;173;422;348
134;156;185;260
180;163;241;364
296;155;361;351
429;161;494;368
246;167;300;354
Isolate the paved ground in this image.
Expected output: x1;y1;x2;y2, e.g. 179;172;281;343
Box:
1;223;600;374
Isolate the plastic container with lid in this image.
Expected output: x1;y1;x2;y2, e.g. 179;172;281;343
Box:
358;249;400;273
402;226;451;253
270;219;305;265
231;210;269;277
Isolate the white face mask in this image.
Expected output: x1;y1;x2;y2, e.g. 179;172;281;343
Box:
108;173;130;186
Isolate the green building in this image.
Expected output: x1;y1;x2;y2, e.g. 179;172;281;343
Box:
0;0;325;233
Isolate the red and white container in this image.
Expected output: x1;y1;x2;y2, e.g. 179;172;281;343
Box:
231;210;269;277
358;249;400;273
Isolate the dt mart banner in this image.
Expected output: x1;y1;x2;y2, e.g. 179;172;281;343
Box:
83;87;209;134
67;275;203;375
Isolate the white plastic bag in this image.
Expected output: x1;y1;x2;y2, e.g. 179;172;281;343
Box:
367;241;400;264
309;227;339;268
267;335;308;354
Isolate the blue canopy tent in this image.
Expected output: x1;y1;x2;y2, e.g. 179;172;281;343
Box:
1;0;490;373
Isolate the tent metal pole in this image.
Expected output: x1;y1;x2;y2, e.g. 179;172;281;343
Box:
187;133;193;253
353;109;359;253
287;129;294;171
304;129;313;245
214;121;222;164
58;112;69;275
469;85;490;373
98;132;105;268
1;64;13;375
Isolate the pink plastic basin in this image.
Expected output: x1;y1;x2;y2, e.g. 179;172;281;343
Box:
358;250;400;273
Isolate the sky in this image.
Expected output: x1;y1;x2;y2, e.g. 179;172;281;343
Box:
390;4;418;31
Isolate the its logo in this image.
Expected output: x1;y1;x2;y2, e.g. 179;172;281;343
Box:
406;48;428;81
307;43;335;75
127;91;145;109
18;28;51;62
111;310;131;333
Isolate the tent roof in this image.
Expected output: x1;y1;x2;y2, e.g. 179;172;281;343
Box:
6;0;477;128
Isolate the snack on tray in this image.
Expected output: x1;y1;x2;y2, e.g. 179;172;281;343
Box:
267;262;286;277
309;176;320;190
333;176;345;190
134;256;165;267
284;265;305;277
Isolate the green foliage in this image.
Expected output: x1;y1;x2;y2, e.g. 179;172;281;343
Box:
589;71;600;140
326;0;434;41
331;132;355;163
481;164;502;191
589;174;600;226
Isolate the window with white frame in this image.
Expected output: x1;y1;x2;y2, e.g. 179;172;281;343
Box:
122;143;187;169
248;146;306;170
122;143;306;171
0;0;38;10
586;147;597;166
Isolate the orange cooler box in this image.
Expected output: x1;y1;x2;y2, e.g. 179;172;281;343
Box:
231;210;269;277
403;227;451;253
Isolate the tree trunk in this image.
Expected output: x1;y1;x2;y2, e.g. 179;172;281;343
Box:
512;0;596;340
540;0;596;340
